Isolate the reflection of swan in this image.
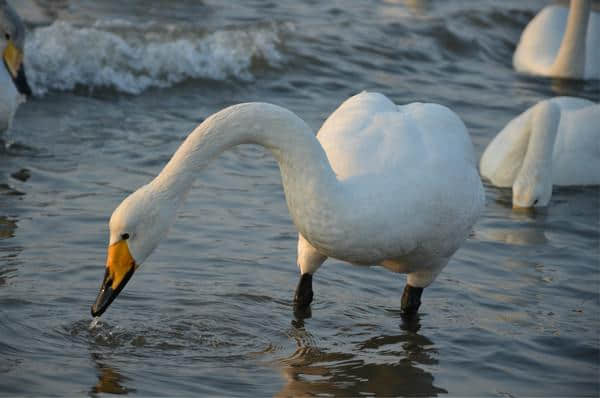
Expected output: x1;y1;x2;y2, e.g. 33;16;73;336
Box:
91;92;484;319
89;353;133;395
0;215;16;239
480;97;599;208
0;0;31;133
379;0;431;17
513;0;599;80
477;218;549;246
276;316;446;396
0;216;18;287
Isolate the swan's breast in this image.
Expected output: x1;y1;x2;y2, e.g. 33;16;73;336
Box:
0;66;20;132
307;162;483;266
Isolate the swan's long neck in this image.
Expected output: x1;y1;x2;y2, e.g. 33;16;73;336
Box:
521;101;560;177
551;0;591;78
513;100;561;206
150;102;342;240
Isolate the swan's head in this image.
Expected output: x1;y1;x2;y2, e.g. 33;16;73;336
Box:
91;185;178;317
512;169;552;208
1;0;31;96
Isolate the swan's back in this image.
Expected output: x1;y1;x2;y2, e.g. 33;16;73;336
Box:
317;92;477;180
513;5;600;79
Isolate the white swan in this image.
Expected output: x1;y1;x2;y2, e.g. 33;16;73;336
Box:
91;92;485;319
0;0;31;133
513;0;599;80
480;96;599;208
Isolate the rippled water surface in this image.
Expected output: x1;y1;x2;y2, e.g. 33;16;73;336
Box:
1;0;599;396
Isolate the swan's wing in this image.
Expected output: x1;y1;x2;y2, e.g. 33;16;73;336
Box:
513;5;567;74
480;107;533;187
317;91;475;180
553;103;600;185
586;11;599;79
552;96;595;112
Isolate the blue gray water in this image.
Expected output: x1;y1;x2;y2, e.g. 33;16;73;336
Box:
1;0;599;396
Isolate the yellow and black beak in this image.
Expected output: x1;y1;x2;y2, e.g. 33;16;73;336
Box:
3;40;32;96
91;240;136;317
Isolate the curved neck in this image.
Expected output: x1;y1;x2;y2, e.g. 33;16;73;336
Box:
551;0;591;78
518;101;561;182
150;102;341;237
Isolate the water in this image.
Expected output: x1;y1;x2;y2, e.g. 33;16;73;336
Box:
1;0;599;396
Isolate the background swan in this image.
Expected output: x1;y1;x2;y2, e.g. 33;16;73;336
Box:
0;0;31;133
91;92;484;319
513;0;599;80
480;96;599;208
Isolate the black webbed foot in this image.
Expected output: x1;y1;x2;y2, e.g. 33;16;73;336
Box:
293;273;313;319
401;284;423;319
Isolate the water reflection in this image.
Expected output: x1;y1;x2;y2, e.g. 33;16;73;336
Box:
276;316;446;396
479;184;551;245
480;209;549;246
89;353;134;396
550;77;588;97
0;216;20;288
0;216;17;239
401;0;431;15
378;0;431;19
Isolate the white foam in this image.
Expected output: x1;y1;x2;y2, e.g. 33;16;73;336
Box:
25;20;285;96
89;316;101;330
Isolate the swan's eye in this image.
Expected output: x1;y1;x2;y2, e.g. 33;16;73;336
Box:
121;233;130;240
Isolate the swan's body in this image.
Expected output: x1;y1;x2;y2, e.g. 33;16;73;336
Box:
513;0;599;80
0;54;20;132
0;0;31;133
480;97;599;207
92;92;484;318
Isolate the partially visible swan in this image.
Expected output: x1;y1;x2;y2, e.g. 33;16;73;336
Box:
480;97;599;208
91;92;484;320
0;0;31;133
513;0;599;80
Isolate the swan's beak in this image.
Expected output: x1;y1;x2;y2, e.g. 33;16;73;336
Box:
3;40;32;96
91;240;136;317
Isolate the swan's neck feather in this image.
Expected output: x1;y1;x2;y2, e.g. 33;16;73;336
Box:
521;101;560;174
150;102;341;238
551;0;591;77
513;101;561;206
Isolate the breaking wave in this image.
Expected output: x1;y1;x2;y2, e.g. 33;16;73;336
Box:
25;20;287;95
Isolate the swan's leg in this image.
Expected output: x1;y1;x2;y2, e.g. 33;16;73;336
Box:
294;273;314;308
401;284;423;316
294;234;327;313
402;266;444;317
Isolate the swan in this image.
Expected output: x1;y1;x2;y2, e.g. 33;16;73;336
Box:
0;0;31;133
480;96;599;208
513;0;599;80
91;92;484;320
